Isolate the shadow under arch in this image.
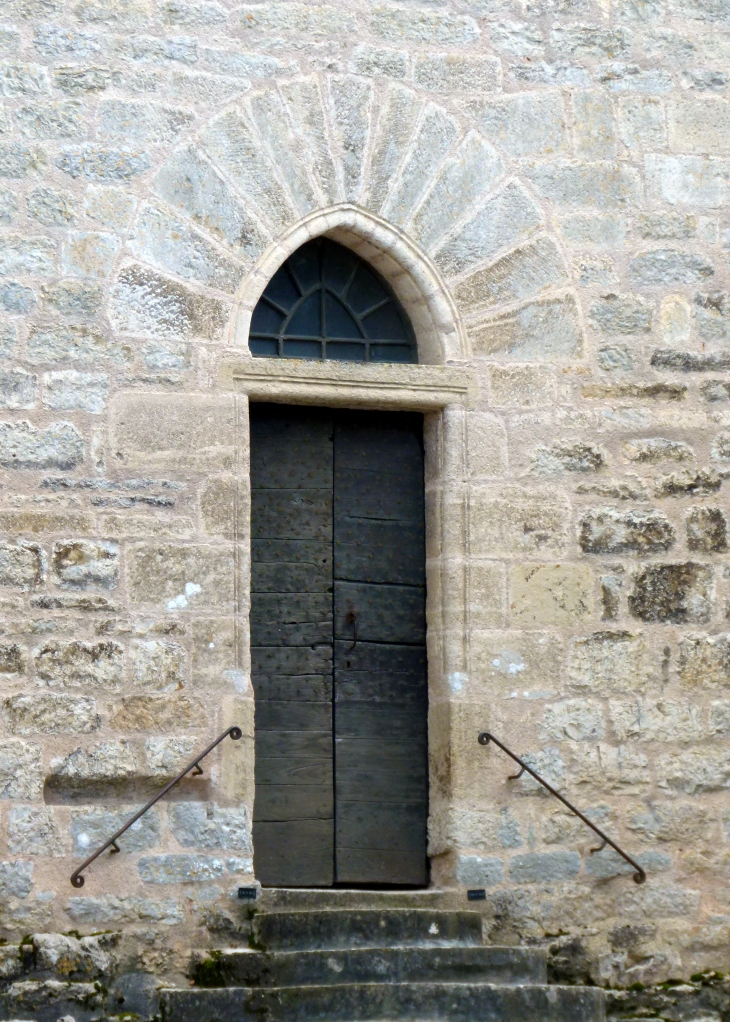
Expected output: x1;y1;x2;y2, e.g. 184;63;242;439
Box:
230;204;468;366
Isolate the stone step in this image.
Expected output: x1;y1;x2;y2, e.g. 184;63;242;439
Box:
256;888;465;913
252;910;484;951
161;982;606;1022
191;945;547;987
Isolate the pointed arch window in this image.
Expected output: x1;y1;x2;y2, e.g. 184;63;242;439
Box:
248;237;417;364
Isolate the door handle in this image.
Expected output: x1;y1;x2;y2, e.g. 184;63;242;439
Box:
345;608;357;651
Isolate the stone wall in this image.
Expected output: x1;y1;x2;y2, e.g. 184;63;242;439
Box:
0;0;729;990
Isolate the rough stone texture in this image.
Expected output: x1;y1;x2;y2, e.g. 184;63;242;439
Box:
629;563;714;623
34;640;124;689
52;539;118;589
3;692;101;733
579;508;676;555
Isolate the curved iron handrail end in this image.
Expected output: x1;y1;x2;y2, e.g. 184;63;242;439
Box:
478;731;647;885
70;725;244;889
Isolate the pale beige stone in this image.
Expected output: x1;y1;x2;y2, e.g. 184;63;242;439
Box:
510;564;593;626
567;631;655;694
470;488;569;557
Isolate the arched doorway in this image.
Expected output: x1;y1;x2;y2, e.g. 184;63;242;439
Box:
249;239;428;887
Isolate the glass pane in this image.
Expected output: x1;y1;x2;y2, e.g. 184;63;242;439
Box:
370;343;415;363
324;292;362;339
323;242;357;295
347;265;388;315
250;337;279;357
282;339;322;358
362;302;410;340
265;265;300;310
288;242;321;295
325;341;367;362
286;291;322;337
250;300;285;335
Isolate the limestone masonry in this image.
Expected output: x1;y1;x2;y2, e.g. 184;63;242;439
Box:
1;0;730;1007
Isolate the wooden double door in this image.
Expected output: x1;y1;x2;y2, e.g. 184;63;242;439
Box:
250;404;428;887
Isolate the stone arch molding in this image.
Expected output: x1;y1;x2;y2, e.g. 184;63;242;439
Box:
108;74;583;366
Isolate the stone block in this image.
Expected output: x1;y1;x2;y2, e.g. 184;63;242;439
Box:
0;188;17;225
127;542;234;610
66;894;184;925
62;232;121;278
110;33;198;64
0;420;83;470
0;141;45;178
0;860;32;898
487;365;557;408
27;323;128;363
110;694;204;731
629;802;714;843
465;412;507;478
470;488;568;556
619;883;700;920
351;44;408;80
3;693;101;733
191;618;237;685
589;293;653;334
99;99;194;144
109;264;230;342
646;154;729;208
53;65;121;93
623;438;693;463
629;249;714;286
629;563;714;623
669;97;730;153
713;431;730;460
370;6;479;45
579;508;675;555
138;853;246;884
617;95;667;148
434;181;543;278
573;91;616;158
412;54;500;93
567;631;655;693
586;848;670;879
458;92;566;157
610;698;704;742
490;20;543;56
470;294;584;360
71;807;160;854
128;204;242;294
571;743;650;793
702;380;730;402
0;369;36;410
8;806;64;856
16;99;84;140
542;699;604;741
695;291;730;342
681;69;728;91
56;144;151;181
510;851;581;883
659;747;730;794
202;49;296;79
50;740;138;787
558;213;627;247
34;640;123;689
510;564;593;626
84;185;136;229
654;468;721;497
455;235;569;313
382;101;459;225
533;441;605;474
710;701;730;736
0;739;43;799
596;345;634;372
33;24;101;59
131;639;185;692
0;644;24;677
52;539;118;589
42;371;108;414
28;186;77;226
573;254;619;288
162;0;227;24
145;736;195;775
641;212;697;239
0;282;35;313
551;24;631;57
467;563;506;629
650;350;730;373
523;160;642;208
0;540;44;589
678;632;730;689
239;3;356;34
0;61;49;96
169;803;252;852
0;236;56;275
686;507;728;552
0;27;20;56
454;855;504;887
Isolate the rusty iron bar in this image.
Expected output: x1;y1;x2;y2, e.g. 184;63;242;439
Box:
478;731;646;885
70;725;244;888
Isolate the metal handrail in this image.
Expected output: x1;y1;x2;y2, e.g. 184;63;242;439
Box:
70;725;243;888
478;731;646;885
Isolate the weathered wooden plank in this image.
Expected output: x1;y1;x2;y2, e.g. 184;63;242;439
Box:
335;412;423;475
335;846;427;886
251;489;332;541
334;582;426;645
254;784;333;822
257;730;332;760
250;404;333;439
334;518;425;585
335;702;426;740
254;820;334;887
250;593;332;646
253;674;332;702
255;757;332;786
255;699;332;732
334;640;426;674
336;738;428;802
251;645;332;677
252;539;332;594
336;800;427;851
